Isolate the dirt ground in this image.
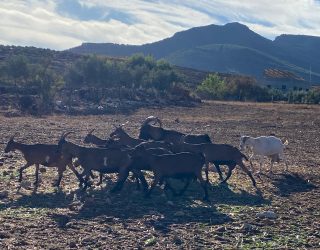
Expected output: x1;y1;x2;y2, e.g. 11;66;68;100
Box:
0;101;319;249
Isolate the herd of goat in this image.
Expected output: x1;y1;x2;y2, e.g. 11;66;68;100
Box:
2;116;289;201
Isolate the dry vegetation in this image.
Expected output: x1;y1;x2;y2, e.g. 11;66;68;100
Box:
0;101;319;249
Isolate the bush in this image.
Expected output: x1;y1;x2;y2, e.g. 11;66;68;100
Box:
196;74;226;99
196;74;272;101
287;88;320;104
18;96;36;113
64;54;181;91
6;55;29;84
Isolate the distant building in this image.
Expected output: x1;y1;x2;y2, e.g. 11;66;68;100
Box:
263;68;312;91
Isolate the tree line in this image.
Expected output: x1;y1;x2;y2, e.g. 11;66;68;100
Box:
196;73;320;104
1;53;319;110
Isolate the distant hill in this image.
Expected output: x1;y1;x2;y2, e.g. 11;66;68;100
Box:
68;22;320;84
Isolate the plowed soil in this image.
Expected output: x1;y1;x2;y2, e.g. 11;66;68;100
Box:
0;101;319;249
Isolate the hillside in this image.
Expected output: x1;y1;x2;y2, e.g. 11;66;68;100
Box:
69;22;320;83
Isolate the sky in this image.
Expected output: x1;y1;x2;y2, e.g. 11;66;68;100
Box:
1;0;320;51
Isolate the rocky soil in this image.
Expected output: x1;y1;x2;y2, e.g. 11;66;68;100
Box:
0;101;319;249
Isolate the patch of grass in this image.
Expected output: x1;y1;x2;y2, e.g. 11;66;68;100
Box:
217;204;266;214
0;206;51;219
240;231;309;249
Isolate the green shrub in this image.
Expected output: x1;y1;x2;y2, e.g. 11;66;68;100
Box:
6;55;29;84
196;74;226;99
64;54;181;90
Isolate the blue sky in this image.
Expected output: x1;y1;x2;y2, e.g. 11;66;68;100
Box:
1;0;320;50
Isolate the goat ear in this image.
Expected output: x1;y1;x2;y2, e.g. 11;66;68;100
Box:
59;132;65;141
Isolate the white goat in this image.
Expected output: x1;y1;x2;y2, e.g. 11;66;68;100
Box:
239;135;288;173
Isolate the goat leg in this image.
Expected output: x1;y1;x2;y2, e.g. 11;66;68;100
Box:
205;162;210;183
67;163;85;187
97;173;104;185
34;164;40;186
111;169;130;193
163;179;179;196
238;162;256;187
54;168;64;187
220;163;236;184
214;163;224;181
196;170;209;201
135;177;140;190
145;175;160;198
177;179;191;196
132;170;148;192
81;172;91;191
19;163;32;182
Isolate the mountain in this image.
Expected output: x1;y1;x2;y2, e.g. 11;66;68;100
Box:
68;22;320;84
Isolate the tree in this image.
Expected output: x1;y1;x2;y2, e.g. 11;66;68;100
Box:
196;74;226;99
6;55;29;84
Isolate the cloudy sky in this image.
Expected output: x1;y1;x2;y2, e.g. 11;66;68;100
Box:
1;0;320;50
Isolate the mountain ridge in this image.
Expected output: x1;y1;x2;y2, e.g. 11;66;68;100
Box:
68;22;320;83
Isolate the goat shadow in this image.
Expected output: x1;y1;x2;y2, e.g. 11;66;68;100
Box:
0;179;269;231
0;189;73;211
270;173;317;197
66;179;269;227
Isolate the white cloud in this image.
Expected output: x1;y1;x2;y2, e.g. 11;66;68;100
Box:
0;0;320;50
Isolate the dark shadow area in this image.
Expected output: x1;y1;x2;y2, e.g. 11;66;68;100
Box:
49;213;71;228
0;190;73;211
209;183;269;206
0;178;270;233
68;183;232;232
63;180;269;230
271;173;317;197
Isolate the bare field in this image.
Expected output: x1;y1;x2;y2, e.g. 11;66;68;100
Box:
0;101;319;249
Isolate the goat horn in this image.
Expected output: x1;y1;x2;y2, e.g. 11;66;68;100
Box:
142;116;162;127
10;132;19;141
60;131;74;140
88;129;95;134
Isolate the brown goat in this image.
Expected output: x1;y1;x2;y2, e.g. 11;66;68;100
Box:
112;147;172;192
170;142;256;187
139;116;211;144
109;124;145;147
4;134;83;188
131;147;208;200
57;132;144;191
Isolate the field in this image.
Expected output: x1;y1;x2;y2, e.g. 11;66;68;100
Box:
0;101;319;249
